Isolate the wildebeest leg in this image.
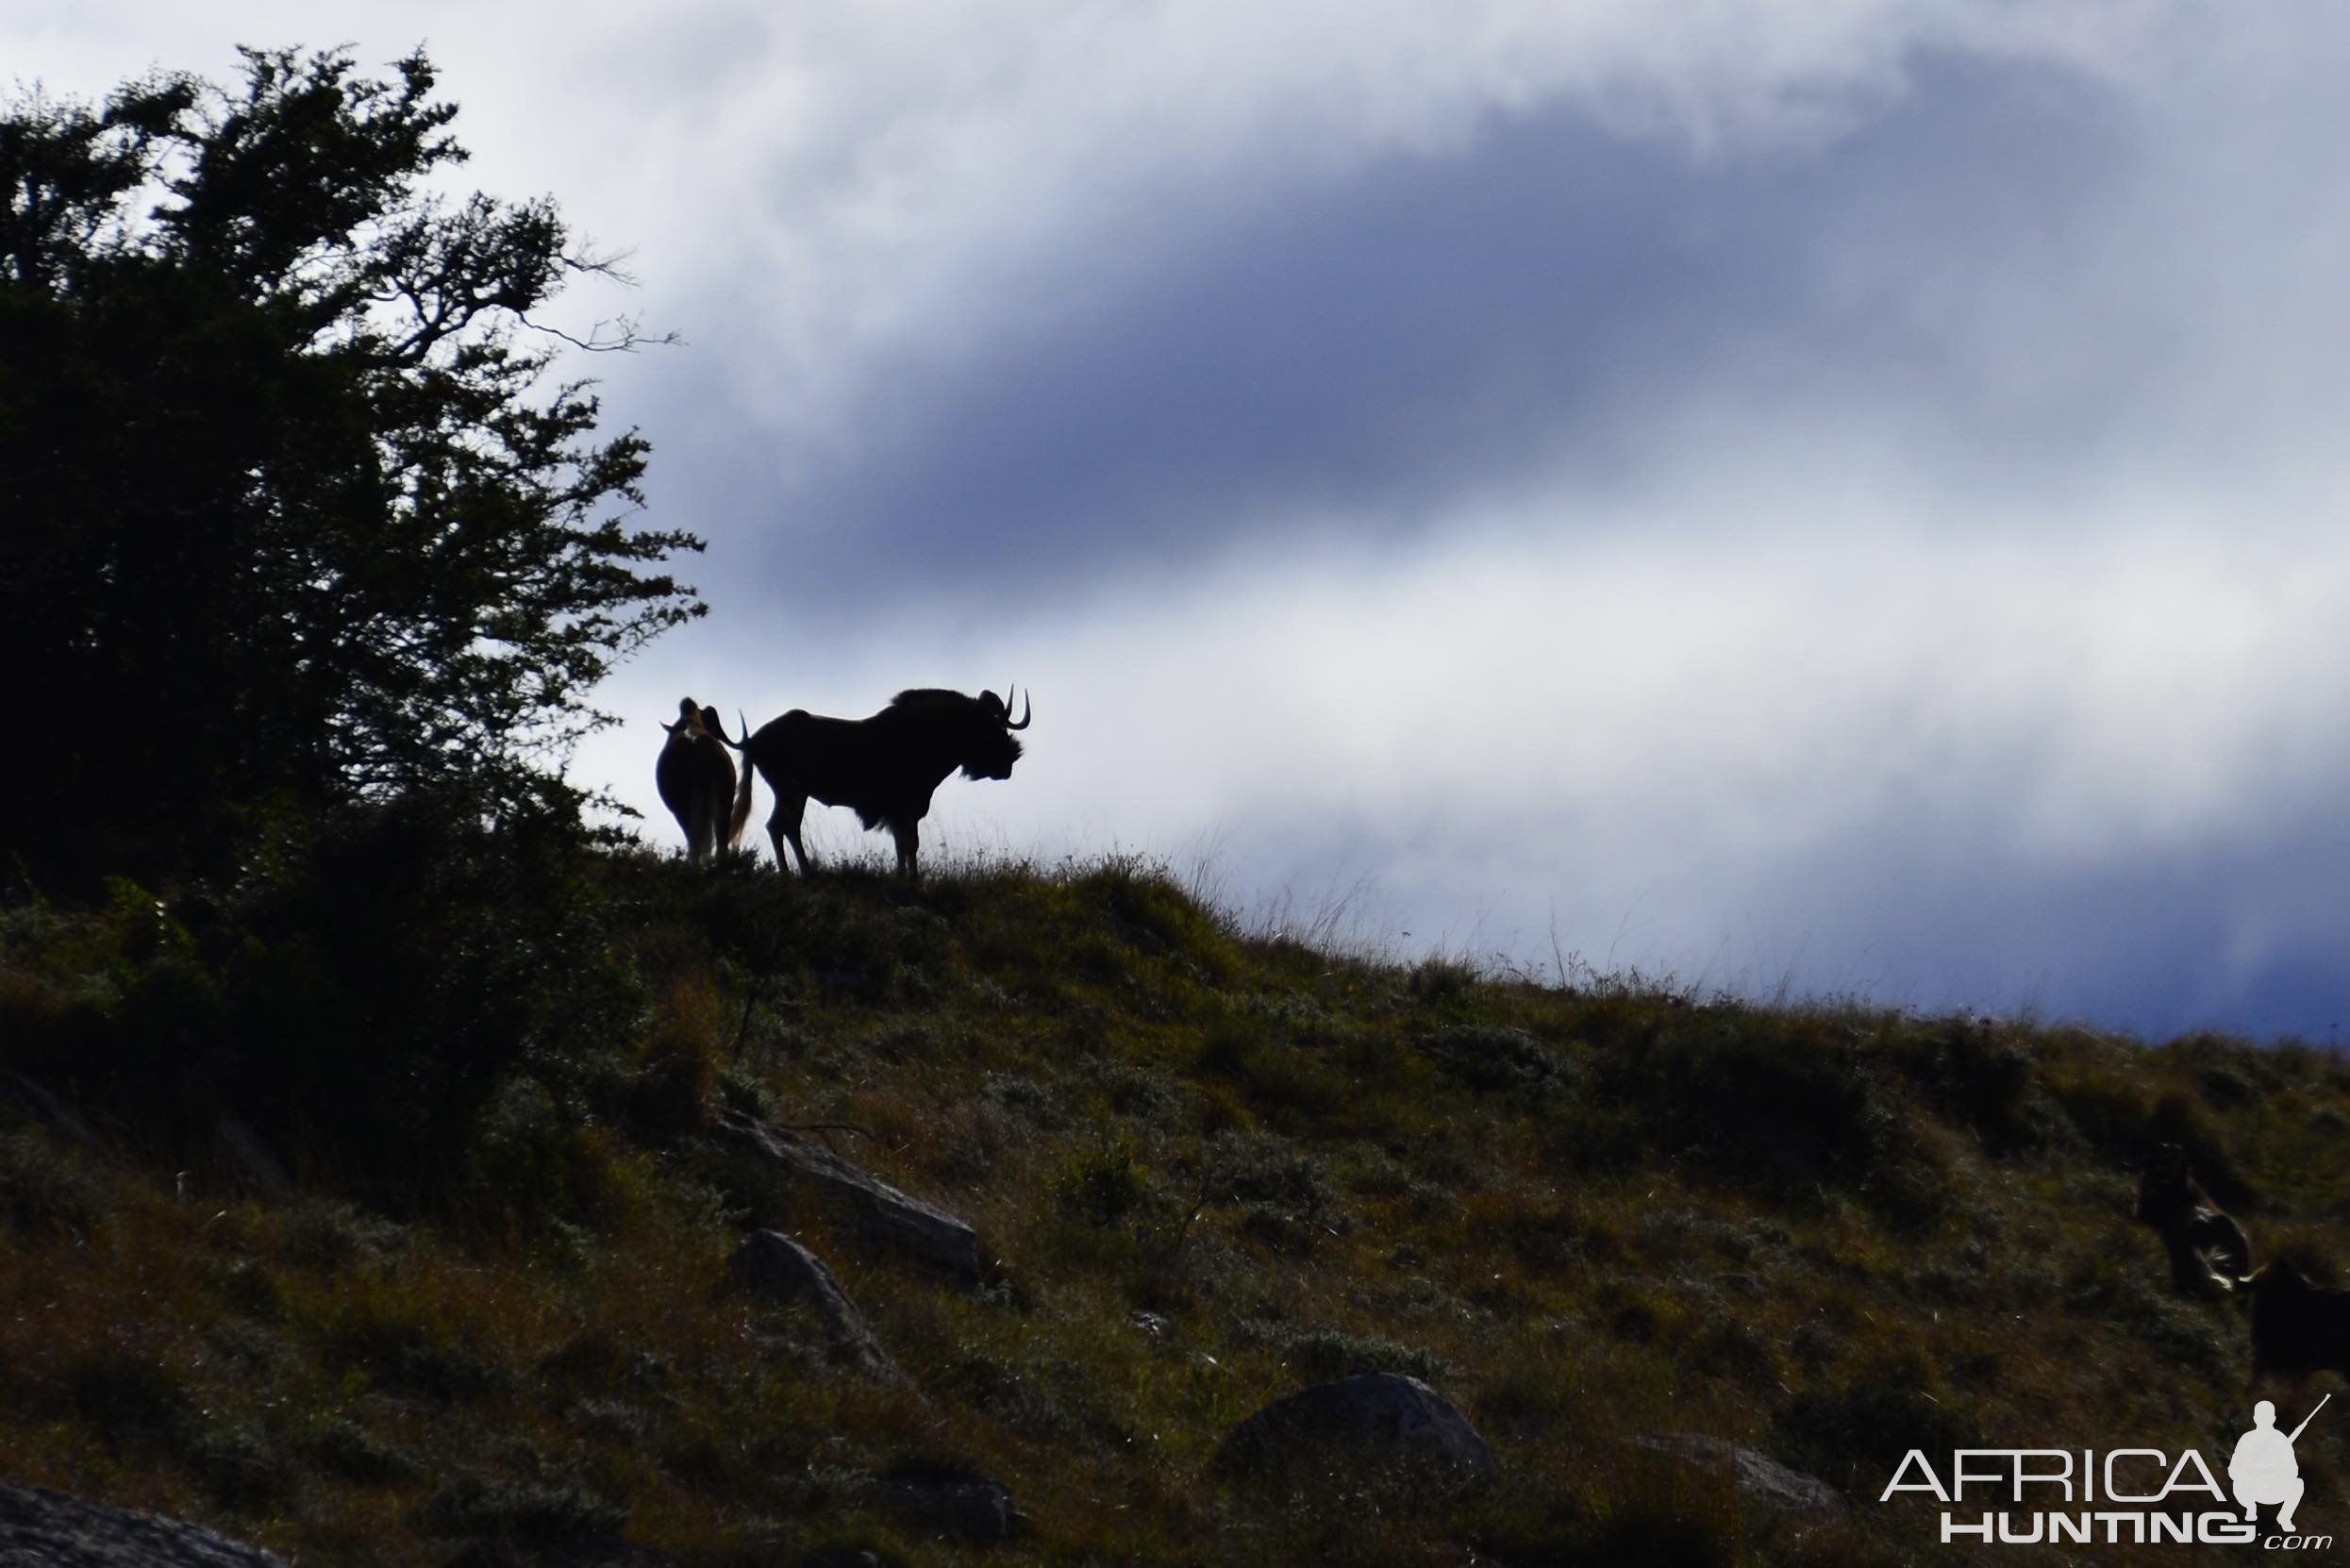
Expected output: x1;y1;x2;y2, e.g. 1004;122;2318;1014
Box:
767;792;811;875
891;820;920;878
2169;1243;2203;1295
2170;1241;2230;1297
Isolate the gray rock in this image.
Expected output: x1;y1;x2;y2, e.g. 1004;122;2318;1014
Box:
728;1231;900;1382
873;1465;1020;1544
714;1109;983;1281
1632;1433;1845;1514
0;1479;289;1565
1214;1373;1496;1487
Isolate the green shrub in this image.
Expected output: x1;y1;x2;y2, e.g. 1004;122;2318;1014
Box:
463;1074;631;1237
1419;1023;1565;1095
1193;1021;1347;1115
324;1302;508;1403
1236;1319;1452;1385
1051;1142;1151;1225
297;1414;425;1484
1775;1350;1981;1494
423;1466;629;1544
58;1348;194;1456
1890;1022;2055;1155
1606;1024;1890;1191
0;792;642;1213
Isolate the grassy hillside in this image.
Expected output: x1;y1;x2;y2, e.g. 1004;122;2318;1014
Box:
3;826;2345;1565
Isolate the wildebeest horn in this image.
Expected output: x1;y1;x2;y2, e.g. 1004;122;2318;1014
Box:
1005;686;1032;730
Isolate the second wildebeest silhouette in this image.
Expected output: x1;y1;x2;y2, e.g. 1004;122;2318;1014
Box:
2248;1264;2350;1383
729;687;1031;877
656;698;739;865
2133;1143;2254;1297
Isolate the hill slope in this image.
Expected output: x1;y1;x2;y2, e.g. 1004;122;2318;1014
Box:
3;840;2344;1565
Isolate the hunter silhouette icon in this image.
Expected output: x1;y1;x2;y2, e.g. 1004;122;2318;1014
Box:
2231;1395;2328;1533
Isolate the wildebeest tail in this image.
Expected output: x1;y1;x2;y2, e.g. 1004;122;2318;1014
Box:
727;710;758;848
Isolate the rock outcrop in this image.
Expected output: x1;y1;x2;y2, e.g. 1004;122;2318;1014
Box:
1632;1433;1845;1514
0;1480;289;1566
728;1230;900;1382
715;1109;983;1281
1214;1373;1496;1488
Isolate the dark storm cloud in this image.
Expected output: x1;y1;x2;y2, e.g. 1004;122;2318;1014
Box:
702;53;2141;614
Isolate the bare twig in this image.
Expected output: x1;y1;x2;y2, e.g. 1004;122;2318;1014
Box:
730;976;766;1060
1153;1173;1217;1265
519;310;680;354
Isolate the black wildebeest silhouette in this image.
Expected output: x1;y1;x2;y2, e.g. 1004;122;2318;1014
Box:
2248;1262;2350;1382
656;698;740;865
728;688;1031;876
2133;1143;2254;1297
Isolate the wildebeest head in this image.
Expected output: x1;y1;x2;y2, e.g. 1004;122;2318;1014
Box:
2131;1143;2196;1216
2253;1261;2311;1300
959;686;1032;781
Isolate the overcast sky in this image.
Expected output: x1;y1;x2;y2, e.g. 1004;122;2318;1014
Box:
14;3;2346;1040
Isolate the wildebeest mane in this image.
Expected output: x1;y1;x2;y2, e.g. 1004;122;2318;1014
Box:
882;688;1026;778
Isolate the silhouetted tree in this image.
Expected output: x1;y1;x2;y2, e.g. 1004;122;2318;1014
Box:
0;46;702;886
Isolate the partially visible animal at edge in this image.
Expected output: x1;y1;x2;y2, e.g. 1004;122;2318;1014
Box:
2248;1262;2350;1382
728;687;1031;877
2132;1143;2253;1297
656;698;740;866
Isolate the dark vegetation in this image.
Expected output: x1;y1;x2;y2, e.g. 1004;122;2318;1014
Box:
1;45;699;892
3;43;2344;1568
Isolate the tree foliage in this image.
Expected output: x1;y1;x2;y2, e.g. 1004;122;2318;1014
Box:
0;46;702;885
